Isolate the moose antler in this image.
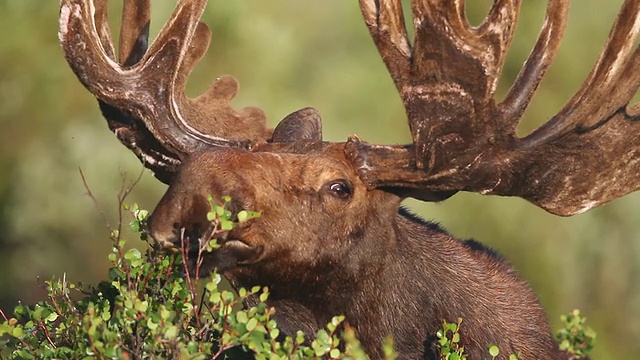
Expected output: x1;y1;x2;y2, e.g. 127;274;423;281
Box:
60;0;640;216
59;0;271;183
351;0;640;216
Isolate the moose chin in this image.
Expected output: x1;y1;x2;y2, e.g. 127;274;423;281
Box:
60;0;640;358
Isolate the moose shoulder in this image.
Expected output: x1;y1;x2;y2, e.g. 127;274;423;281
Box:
147;145;563;359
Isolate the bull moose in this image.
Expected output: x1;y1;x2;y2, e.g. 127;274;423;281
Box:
59;0;640;359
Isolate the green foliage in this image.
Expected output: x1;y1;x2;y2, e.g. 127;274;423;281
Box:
0;202;381;359
435;315;596;360
487;344;520;360
206;195;261;232
436;318;466;360
555;309;596;359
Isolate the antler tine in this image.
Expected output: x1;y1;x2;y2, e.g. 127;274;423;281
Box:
362;0;521;169
358;0;411;89
119;0;150;66
524;0;640;147
410;0;519;102
92;0;115;60
60;0;272;183
360;0;520;103
499;0;569;122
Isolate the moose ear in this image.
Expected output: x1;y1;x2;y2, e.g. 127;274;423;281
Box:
271;107;322;143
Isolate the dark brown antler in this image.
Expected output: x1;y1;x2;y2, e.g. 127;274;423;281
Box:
351;0;640;216
59;0;271;183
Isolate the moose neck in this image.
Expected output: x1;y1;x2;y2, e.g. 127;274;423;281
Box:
224;210;563;359
222;211;431;357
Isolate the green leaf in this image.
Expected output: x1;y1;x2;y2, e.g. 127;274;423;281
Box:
438;336;448;346
489;345;500;357
331;315;344;328
452;332;460;343
246;318;258;332
136;209;149;221
165;325;178;340
135;300;149;312
237;210;261;222
124;248;142;260
32;305;45;320
45;312;59;323
237;311;248;324
296;331;306;344
129;220;141;232
210;292;222;304
0;323;12;336
316;329;329;343
259;291;269;303
220;220;235;231
237;210;249;222
12;326;24;337
206;239;220;251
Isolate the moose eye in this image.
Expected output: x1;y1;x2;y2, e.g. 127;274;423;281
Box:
327;179;352;199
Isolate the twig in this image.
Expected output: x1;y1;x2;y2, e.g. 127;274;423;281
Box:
79;168;111;231
39;323;56;349
179;228;202;328
115;169;145;249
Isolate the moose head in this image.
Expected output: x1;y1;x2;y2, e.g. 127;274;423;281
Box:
59;0;640;358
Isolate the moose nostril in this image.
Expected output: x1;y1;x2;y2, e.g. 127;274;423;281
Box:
145;213;172;246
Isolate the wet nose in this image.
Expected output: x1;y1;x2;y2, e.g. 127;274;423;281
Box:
146;214;179;248
147;192;212;248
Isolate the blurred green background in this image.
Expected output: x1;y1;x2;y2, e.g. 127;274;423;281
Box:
1;1;639;358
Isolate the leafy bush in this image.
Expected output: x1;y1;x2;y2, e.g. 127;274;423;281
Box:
435;311;596;360
0;197;383;359
435;318;520;360
555;309;597;359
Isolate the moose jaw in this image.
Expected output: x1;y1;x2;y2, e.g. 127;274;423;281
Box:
59;0;640;359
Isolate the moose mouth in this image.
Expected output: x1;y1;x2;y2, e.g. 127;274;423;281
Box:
178;227;264;275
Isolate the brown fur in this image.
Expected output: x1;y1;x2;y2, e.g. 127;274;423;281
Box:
148;146;567;360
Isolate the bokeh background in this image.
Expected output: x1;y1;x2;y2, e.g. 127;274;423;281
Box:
1;1;639;358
